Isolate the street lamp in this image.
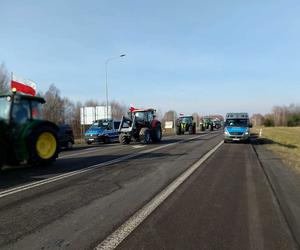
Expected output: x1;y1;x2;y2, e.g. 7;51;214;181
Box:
105;54;126;121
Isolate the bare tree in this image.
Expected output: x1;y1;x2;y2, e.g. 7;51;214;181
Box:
110;100;127;120
0;63;9;93
251;114;265;126
43;84;65;124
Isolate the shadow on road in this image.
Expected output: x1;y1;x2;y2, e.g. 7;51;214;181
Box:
0;149;184;190
251;133;297;149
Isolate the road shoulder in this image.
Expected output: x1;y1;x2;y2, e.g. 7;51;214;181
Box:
253;141;300;247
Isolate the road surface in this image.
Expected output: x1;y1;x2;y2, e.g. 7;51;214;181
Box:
0;131;298;249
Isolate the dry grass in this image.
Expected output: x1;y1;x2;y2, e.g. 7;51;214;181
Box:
252;127;300;172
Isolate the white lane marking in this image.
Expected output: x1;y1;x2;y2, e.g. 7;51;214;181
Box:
95;141;223;250
0;134;212;199
132;145;146;149
59;148;99;159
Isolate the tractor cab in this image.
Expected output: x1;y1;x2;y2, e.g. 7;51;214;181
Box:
0;93;45;127
131;108;156;124
0;92;59;168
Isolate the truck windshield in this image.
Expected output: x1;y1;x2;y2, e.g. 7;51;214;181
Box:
91;121;111;129
225;119;248;127
0;96;11;120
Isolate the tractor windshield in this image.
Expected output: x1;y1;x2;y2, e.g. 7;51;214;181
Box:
134;111;146;120
0;96;11;121
181;117;192;123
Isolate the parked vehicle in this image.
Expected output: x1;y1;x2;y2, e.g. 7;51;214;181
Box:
176;116;196;135
224;113;252;143
58;124;74;149
118;108;162;144
84;119;120;144
0;90;59;168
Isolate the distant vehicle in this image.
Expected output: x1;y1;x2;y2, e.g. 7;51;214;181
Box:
84;119;120;144
58;124;74;149
200;116;214;131
175;116;196;135
118;108;162;144
224;113;252;143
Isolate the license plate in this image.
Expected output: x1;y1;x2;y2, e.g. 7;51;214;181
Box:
233;138;240;141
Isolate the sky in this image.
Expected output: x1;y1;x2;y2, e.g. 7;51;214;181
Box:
1;0;300;116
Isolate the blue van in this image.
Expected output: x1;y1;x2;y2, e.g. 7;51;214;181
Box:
85;119;121;144
224;113;252;143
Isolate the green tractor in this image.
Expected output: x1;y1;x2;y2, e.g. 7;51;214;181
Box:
175;116;196;135
200;116;214;131
0;91;59;169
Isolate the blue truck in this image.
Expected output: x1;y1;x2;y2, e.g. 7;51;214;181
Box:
84;119;121;144
224;113;252;143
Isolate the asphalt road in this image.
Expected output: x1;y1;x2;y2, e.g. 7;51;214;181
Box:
0;131;298;250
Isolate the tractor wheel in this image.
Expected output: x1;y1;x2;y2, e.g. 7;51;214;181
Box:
139;127;151;144
199;124;204;131
209;124;213;131
188;125;193;134
192;124;196;134
119;134;131;144
87;141;92;145
151;124;162;143
28;125;59;166
176;126;181;135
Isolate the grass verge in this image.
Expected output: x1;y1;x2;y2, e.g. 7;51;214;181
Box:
251;127;300;173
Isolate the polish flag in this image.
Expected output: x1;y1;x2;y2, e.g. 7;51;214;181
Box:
11;74;37;96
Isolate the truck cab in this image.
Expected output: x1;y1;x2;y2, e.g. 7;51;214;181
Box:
224;113;252;143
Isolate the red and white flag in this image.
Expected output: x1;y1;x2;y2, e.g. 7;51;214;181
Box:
11;74;37;96
179;113;184;116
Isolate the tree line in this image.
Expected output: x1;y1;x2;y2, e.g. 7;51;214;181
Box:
251;104;300;127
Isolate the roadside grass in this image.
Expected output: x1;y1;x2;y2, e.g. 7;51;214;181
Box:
251;126;300;172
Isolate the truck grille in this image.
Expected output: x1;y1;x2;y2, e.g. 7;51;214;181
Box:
229;132;243;135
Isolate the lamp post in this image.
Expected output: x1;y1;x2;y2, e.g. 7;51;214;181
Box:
105;54;126;121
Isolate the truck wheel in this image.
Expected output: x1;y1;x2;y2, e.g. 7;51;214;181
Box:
139;128;151;144
119;134;131;144
104;137;111;144
151;124;162;143
28;125;59;166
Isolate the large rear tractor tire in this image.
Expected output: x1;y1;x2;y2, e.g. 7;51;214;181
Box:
151;124;162;143
192;124;196;134
28;125;59;166
188;125;193;135
119;134;131;144
176;126;181;135
139;127;151;144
